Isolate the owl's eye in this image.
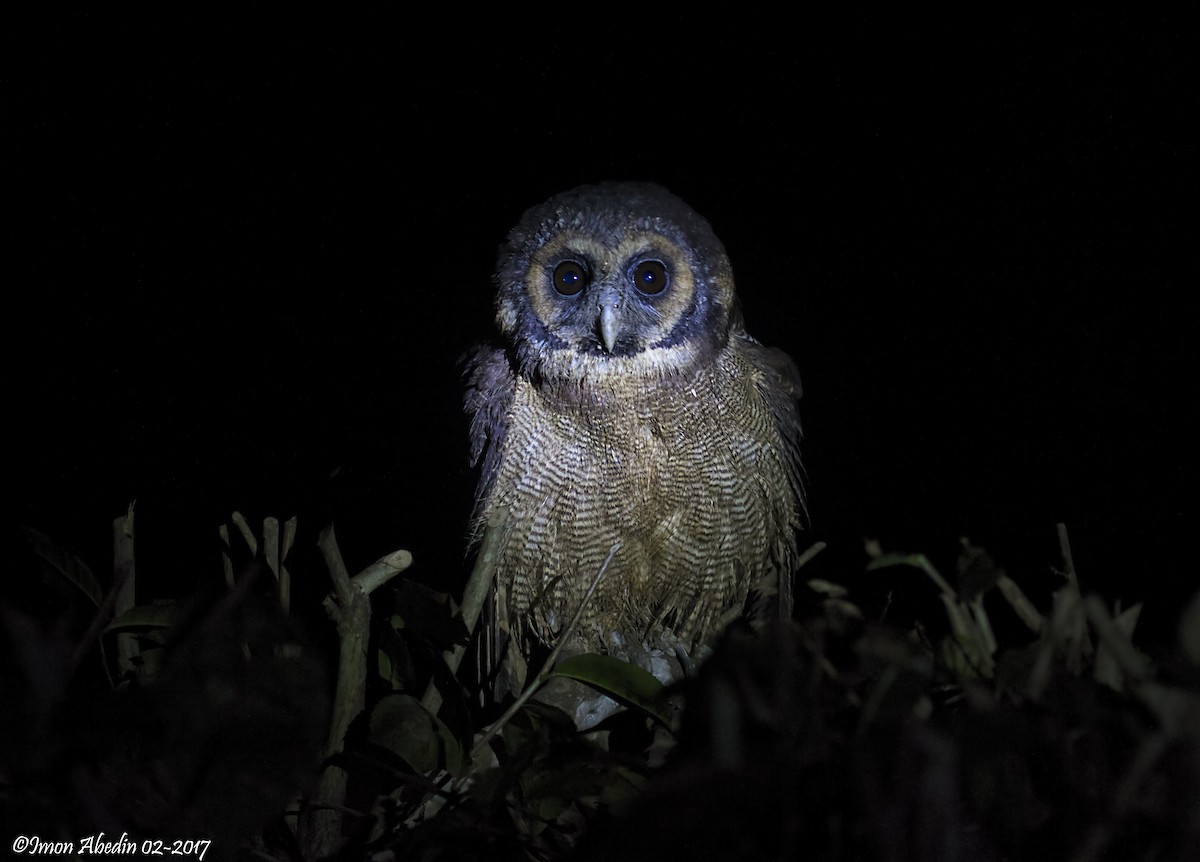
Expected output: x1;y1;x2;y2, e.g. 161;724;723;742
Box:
552;260;589;296
632;260;669;295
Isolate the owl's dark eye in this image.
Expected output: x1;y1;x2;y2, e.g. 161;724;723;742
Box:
632;260;669;295
552;260;589;296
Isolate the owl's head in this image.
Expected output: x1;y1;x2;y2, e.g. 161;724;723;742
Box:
495;182;738;385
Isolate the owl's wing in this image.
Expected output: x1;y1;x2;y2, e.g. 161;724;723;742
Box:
462;346;521;701
462;345;517;516
761;340;804;512
728;305;802;423
760;343;803;433
733;328;803;471
733;328;805;619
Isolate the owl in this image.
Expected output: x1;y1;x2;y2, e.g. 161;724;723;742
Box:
464;182;803;701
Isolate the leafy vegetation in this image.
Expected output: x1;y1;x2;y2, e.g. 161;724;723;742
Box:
3;512;1197;861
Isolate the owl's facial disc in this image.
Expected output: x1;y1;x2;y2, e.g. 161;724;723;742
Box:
496;182;738;383
546;253;628;352
526;231;698;359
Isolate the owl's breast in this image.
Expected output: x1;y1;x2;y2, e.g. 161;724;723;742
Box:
480;345;800;649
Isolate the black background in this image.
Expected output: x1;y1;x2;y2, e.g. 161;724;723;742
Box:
9;12;1194;639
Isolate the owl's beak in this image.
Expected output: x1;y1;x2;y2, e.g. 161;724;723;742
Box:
598;299;620;353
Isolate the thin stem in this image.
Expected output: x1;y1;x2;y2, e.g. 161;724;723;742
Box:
469;542;619;760
1057;522;1078;588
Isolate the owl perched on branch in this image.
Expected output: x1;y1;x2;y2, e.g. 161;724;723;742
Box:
464;182;803;707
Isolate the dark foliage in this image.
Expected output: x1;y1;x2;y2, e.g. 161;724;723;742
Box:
4;527;1197;861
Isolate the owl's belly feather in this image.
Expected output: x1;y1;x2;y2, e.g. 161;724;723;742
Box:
484;351;796;650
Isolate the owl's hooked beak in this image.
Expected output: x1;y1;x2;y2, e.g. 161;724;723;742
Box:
598;295;621;353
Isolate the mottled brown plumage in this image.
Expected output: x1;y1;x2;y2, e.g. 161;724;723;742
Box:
465;182;803;686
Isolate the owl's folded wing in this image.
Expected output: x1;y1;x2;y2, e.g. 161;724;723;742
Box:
737;333;807;618
462;345;517;511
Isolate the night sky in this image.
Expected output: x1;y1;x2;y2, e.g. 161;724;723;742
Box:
10;14;1193;638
